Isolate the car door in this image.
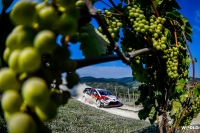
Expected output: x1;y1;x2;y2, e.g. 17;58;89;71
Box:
90;89;98;104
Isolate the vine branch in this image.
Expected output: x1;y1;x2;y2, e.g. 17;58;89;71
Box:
150;0;160;17
84;0;130;65
75;48;153;69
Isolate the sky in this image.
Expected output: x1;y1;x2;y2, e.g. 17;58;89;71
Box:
0;0;200;78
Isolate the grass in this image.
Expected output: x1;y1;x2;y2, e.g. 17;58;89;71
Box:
45;99;152;133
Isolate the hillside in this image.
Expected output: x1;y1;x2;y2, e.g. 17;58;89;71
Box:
79;76;200;94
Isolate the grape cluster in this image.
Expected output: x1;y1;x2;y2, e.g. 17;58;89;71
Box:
163;46;179;79
149;16;167;51
98;10;122;41
180;96;200;126
149;106;156;123
125;2;167;51
0;0;80;132
126;4;149;34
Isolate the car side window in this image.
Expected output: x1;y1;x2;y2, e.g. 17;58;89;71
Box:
91;90;97;95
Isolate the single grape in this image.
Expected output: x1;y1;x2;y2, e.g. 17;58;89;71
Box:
75;0;86;8
6;26;37;50
69;32;80;44
8;112;37;133
3;47;11;63
52;46;70;62
57;13;77;36
34;30;56;54
8;49;21;73
61;91;71;105
10;1;36;26
18;47;41;73
35;100;57;121
66;72;80;88
35;2;46;13
50;89;63;107
0;68;21;92
38;6;58;29
56;0;75;9
22;77;49;107
1;90;22;113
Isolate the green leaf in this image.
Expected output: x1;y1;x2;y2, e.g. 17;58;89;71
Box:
185;32;192;43
171;100;182;116
79;24;109;58
138;108;150;120
154;90;162;97
180;91;189;103
175;78;185;93
193;83;200;98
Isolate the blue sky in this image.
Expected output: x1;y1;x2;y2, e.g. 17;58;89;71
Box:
0;0;200;78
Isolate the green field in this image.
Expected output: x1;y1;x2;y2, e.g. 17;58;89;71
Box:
46;99;153;133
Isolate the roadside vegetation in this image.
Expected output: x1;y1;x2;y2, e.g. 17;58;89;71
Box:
45;99;152;133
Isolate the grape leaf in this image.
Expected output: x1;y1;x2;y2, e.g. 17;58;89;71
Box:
193;83;200;98
171;100;182;116
138;108;151;120
180;91;188;103
79;23;109;58
175;78;185;93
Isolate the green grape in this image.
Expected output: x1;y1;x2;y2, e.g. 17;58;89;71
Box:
75;0;86;8
58;59;77;72
56;0;75;9
22;77;49;107
35;100;57;121
4;111;12;122
61;91;71;105
6;26;37;50
10;1;36;26
34;30;56;54
50;89;63;107
35;2;46;13
57;13;78;36
66;72;80;88
0;68;21;92
6;32;18;50
69;32;80;44
8;112;37;133
52;46;70;62
1;90;22;113
8;49;21;73
37;6;58;29
3;47;11;63
18;47;41;73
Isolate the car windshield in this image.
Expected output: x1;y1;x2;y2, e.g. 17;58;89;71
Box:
98;90;112;95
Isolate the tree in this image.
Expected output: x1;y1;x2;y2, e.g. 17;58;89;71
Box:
0;0;199;133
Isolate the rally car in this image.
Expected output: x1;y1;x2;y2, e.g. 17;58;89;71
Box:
82;88;123;108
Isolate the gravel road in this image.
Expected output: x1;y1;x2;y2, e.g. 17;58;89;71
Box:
59;83;200;126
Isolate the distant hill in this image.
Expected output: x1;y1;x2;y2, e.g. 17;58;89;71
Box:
80;76;200;92
80;76;140;87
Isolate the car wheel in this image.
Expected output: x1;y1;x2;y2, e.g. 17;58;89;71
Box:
96;99;101;108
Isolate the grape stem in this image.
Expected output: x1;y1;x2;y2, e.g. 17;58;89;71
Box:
171;106;188;133
75;48;153;69
175;21;195;87
83;0;131;65
150;0;160;17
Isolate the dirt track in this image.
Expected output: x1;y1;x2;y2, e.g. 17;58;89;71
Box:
59;83;200;125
